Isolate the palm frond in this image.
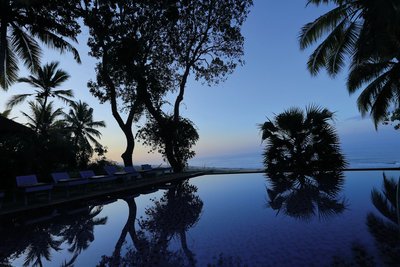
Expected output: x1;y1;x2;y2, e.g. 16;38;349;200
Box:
347;61;391;93
33;30;81;64
299;4;349;50
0;42;19;90
10;25;41;72
326;21;359;76
6;93;32;108
368;81;396;126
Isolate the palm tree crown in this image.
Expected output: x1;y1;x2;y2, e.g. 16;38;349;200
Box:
260;105;346;175
21;100;64;135
7;61;73;111
300;0;400;126
0;0;81;89
64;100;106;161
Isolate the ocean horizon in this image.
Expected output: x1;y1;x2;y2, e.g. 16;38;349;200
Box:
188;150;400;170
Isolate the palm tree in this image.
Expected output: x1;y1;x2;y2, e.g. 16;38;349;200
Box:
0;0;81;90
260;105;346;175
300;0;400;125
64;101;105;166
21;100;64;136
7;61;72;111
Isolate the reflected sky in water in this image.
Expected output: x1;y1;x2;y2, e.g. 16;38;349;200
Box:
2;171;399;266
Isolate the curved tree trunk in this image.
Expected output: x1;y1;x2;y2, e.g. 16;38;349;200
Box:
101;52;137;167
180;230;196;267
121;126;135;167
110;196;137;266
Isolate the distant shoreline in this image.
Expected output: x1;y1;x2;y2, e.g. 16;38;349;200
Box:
197;167;400;175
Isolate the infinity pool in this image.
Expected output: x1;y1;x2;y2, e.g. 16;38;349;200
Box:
1;171;399;266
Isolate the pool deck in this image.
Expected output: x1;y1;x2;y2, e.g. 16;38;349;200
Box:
0;171;205;217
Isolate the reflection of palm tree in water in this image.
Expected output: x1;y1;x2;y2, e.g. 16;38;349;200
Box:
266;171;346;221
100;181;203;266
367;174;400;266
0;204;107;267
56;205;107;266
22;226;62;267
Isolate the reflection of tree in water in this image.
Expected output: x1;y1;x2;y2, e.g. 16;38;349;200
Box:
0;204;107;267
99;181;203;267
367;173;400;266
266;171;346;221
22;225;62;267
56;205;108;266
331;243;376;267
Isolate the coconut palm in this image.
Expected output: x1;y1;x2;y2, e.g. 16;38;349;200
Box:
7;61;72;112
260;105;346;175
21;100;64;136
347;54;400;126
64;101;105;166
300;0;400;125
300;0;399;76
0;0;80;90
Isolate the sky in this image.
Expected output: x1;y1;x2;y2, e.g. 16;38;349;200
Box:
2;0;400;168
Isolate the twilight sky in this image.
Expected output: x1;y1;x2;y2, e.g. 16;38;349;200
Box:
1;0;400;167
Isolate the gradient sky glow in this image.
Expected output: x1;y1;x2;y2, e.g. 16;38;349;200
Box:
1;1;400;167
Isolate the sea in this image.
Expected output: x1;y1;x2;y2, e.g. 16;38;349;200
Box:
188;149;400;170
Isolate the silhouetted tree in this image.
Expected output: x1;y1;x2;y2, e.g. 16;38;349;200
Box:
300;0;400;125
81;0;252;171
331;243;376;267
80;0;170;167
99;182;203;266
137;116;199;171
7;61;73;132
0;0;81;89
20;100;74;176
137;0;253;172
64;101;106;168
260;105;346;176
21;100;64;136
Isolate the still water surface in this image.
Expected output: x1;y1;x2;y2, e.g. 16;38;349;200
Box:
1;171;399;266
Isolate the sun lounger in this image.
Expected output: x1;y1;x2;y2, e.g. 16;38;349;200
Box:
51;172;89;197
16;175;53;205
140;164;173;176
104;165;139;182
124;166;142;179
79;170;117;187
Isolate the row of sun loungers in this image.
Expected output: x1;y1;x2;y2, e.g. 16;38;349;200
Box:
12;165;172;205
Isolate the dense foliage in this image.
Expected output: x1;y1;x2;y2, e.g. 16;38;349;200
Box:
0;0;81;89
300;0;400;126
260;105;347;175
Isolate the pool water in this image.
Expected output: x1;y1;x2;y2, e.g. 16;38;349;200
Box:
1;171;399;266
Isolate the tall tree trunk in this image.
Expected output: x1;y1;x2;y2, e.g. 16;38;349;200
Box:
0;0;9;84
110;196;137;266
101;52;136;167
121;126;135;167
